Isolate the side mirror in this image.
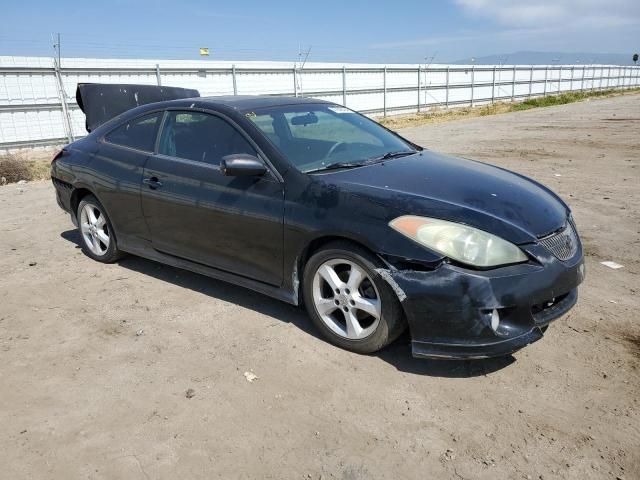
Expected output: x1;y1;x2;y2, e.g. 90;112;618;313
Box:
220;154;267;176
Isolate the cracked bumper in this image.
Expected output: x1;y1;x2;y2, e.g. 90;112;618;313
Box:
384;244;585;359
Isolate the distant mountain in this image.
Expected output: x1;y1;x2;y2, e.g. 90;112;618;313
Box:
451;51;638;66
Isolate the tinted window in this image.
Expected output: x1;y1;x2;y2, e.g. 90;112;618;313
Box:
285;110;382;146
158;111;256;165
247;105;412;173
104;113;161;152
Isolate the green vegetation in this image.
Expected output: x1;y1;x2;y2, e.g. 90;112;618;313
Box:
379;88;640;129
511;89;635;111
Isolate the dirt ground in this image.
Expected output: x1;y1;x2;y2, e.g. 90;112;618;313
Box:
1;94;639;479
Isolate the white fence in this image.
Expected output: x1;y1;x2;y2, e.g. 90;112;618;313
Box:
1;56;639;150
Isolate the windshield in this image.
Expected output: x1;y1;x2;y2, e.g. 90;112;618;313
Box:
245;104;416;173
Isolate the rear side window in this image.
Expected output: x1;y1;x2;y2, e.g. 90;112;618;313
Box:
104;113;162;152
158;111;256;165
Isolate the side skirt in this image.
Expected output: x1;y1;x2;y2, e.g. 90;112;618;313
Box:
118;236;299;306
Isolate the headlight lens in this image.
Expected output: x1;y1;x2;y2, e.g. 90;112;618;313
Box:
389;215;528;267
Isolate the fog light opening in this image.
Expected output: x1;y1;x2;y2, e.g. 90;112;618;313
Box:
490;309;500;332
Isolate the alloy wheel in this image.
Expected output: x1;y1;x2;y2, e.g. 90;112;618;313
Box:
312;258;381;340
79;203;110;256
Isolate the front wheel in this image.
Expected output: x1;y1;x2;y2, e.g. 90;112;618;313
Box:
77;194;123;263
303;241;406;354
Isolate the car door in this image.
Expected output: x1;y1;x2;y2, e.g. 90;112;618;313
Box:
92;111;163;242
140;109;284;286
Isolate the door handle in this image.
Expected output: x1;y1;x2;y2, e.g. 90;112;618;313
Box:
143;177;163;189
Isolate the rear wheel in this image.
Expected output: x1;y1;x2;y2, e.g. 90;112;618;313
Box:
303;241;406;354
77;195;123;263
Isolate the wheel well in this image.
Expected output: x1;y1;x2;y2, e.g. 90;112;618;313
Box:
70;188;94;217
296;236;382;304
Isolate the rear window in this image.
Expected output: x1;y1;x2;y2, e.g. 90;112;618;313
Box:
104;113;162;152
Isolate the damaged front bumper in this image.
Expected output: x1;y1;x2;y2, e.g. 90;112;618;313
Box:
381;244;585;360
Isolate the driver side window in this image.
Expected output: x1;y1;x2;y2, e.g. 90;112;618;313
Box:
158;111;256;165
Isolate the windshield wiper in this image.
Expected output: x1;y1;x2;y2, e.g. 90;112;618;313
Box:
367;150;417;163
304;162;367;174
304;150;417;174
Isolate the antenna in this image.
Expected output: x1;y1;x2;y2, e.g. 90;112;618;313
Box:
294;44;312;96
52;32;61;68
422;53;437;106
301;46;312;69
51;32;74;143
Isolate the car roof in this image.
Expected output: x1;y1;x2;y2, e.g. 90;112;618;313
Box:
170;95;333;111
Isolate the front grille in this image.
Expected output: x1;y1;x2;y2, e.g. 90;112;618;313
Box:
539;220;579;261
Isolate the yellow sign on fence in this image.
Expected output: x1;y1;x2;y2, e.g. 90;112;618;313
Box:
199;48;210;56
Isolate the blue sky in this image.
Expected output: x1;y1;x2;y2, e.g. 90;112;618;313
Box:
1;0;638;63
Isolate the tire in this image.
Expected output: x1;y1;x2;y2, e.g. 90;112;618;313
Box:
303;241;406;354
76;194;123;263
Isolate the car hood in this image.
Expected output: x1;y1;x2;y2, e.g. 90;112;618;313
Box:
331;151;569;244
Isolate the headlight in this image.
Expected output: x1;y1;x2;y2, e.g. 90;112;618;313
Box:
389;215;528;267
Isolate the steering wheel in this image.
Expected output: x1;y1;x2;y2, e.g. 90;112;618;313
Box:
325;141;349;159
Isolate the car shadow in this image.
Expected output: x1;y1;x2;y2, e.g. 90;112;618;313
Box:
60;229;516;378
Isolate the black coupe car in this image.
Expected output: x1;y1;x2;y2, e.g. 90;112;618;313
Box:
51;84;585;359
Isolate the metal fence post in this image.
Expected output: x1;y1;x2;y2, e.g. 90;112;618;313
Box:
570;66;574;92
543;66;548;96
619;67;622;89
586;66;590;91
558;66;562;94
618;67;622;88
580;66;585;91
342;66;347;106
423;66;428;109
232;64;238;95
598;67;603;90
624;66;628;89
470;65;475;107
417;65;421;113
293;67;298;97
511;65;516;101
607;66;611;89
491;66;496;103
383;66;387;117
155;64;162;86
528;66;533;98
53;56;74;143
445;66;450;108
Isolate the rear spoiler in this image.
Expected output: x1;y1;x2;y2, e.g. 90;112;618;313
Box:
75;83;200;132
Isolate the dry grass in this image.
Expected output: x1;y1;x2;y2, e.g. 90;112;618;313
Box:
379;102;514;129
379;87;640;130
0;149;57;185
